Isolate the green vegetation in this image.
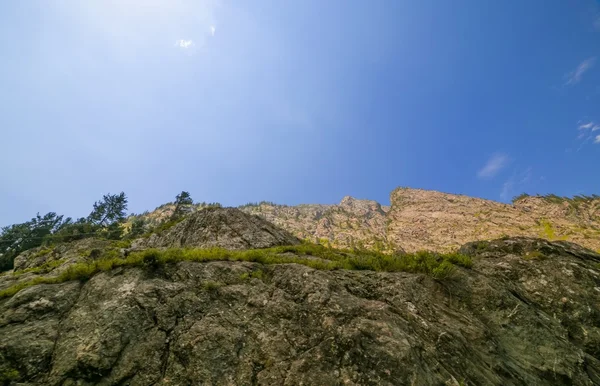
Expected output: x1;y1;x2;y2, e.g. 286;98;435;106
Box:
524;251;546;260
512;192;600;210
171;191;194;220
127;217;147;239
13;258;65;276
539;219;556;240
142;217;186;238
203;281;224;291
475;241;488;251
197;202;223;209
0;212;66;272
239;201;280;208
0;243;473;299
0;368;20;383
0;192;129;272
511;193;530;202
240;269;264;280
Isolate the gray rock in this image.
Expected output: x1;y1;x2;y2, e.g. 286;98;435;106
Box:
1;237;600;385
134;207;300;250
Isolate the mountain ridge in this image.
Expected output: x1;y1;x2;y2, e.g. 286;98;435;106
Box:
135;187;600;254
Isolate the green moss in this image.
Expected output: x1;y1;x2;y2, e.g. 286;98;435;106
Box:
13;258;65;276
539;219;556;240
0;244;473;299
0;368;20;382
318;238;330;247
524;251;546;260
203;281;223;291
475;241;488;251
111;240;132;249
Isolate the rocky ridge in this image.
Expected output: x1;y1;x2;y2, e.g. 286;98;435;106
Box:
238;188;600;253
1;228;600;385
133;207;300;250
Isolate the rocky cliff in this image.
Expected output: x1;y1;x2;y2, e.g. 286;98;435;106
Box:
239;188;600;253
1;230;600;385
133;207;300;250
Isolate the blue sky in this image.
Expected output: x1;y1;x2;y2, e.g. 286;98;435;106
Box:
1;0;600;226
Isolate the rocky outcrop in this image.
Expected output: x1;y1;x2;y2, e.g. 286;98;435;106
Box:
134;207;300;250
240;196;392;252
238;188;600;253
387;188;600;252
1;237;600;385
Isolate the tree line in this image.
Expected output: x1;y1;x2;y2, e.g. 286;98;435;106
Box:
0;191;196;272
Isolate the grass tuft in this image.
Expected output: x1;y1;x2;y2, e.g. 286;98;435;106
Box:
0;244;473;299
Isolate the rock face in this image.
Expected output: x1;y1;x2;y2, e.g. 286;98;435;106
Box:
238;188;600;253
1;237;600;385
135;207;300;250
240;196;392;251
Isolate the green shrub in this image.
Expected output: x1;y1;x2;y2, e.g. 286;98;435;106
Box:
444;252;474;268
431;261;456;279
0;368;20;383
475;241;488;251
512;193;530;203
203;281;223;291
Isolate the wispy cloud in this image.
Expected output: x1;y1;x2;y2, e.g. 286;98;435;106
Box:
210;26;216;36
477;153;509;179
176;39;195;49
500;167;532;201
565;57;596;85
574;120;600;150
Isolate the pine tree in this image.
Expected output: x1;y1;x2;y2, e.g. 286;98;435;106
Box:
88;192;128;227
172;191;193;220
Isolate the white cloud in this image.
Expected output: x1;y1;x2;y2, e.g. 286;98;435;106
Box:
565;57;596;85
500;167;533;201
477;153;509;179
500;179;513;200
210;26;216;36
176;39;194;49
574;121;600;150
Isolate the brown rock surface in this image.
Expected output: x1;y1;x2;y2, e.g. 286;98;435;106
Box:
239;188;600;253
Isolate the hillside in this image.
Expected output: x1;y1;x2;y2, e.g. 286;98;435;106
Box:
0;208;599;385
238;188;600;253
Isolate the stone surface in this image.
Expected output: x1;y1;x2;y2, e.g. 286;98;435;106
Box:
1;237;600;385
134;207;300;250
239;188;600;253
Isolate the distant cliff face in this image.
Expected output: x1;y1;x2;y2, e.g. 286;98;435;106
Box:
134;188;600;253
240;197;392;251
239;188;600;253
